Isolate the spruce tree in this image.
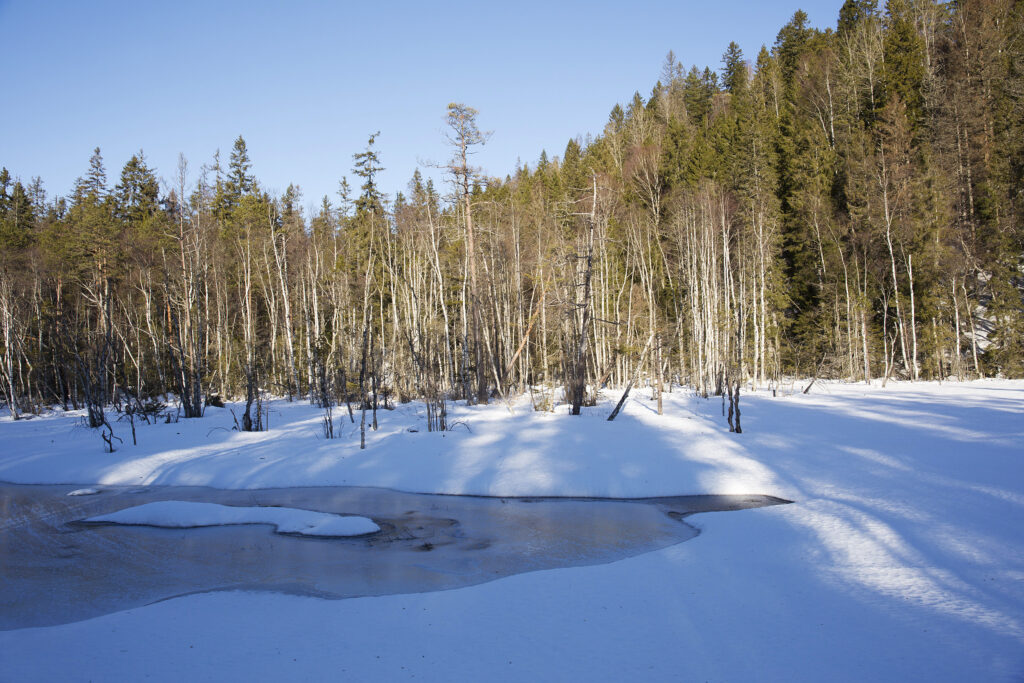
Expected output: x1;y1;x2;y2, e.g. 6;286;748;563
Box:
721;41;747;95
0;179;35;252
352;132;385;218
882;0;926;127
838;0;878;38
225;135;255;208
114;152;160;227
774;10;812;86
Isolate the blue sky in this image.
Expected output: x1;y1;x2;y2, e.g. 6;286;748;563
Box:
0;0;844;212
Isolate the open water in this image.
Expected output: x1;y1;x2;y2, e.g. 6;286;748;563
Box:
0;482;789;629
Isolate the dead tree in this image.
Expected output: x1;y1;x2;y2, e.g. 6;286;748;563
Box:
726;371;742;434
568;176;598;415
241;363;259;431
733;381;742;433
358;245;374;450
446;103;491;404
166;155;206;418
0;276;23;419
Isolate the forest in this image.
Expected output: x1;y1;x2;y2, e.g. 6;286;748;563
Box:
0;0;1022;433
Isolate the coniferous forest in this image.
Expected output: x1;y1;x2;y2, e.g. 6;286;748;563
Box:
1;1;1022;429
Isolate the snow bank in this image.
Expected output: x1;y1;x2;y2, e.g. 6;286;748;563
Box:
0;388;787;498
83;501;379;537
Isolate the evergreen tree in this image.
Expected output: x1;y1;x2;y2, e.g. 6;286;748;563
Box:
607;104;625;134
68;147;118;276
882;0;926;127
774;10;812;86
838;0;878;38
73;147;108;203
114;152;160;227
561;138;585;192
0;178;35;252
225;135;255;209
352;132;385;218
721;41;747;95
0;168;10;206
683;66;713;126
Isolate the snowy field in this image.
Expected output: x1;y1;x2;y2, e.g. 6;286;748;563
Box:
1;380;1023;681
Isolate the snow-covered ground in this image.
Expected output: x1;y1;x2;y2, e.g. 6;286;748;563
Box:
1;380;1023;681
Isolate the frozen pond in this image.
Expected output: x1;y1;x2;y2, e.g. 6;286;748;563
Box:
0;483;789;629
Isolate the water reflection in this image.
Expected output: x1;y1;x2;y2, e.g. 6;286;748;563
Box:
0;483;788;629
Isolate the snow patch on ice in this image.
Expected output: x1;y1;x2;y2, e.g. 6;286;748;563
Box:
83;501;380;537
67;488;100;496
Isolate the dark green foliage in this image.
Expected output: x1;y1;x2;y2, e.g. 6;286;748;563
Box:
882;0;926;127
774;10;813;86
352;132;385;218
63;148;122;281
0;174;36;252
838;0;878;38
607;104;625;133
721;41;747;95
114;152;160;224
682;66;719;126
79;147;107;200
227;135;255;200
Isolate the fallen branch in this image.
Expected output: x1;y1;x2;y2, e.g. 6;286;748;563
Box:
607;334;655;422
803;354;828;394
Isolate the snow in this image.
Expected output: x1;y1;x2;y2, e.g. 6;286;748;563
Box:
0;391;784;498
66;487;100;496
82;501;380;537
1;379;1023;681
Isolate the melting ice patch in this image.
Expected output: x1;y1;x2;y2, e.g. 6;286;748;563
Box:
83;501;380;537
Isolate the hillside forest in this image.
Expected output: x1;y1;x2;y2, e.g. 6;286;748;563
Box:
1;0;1022;435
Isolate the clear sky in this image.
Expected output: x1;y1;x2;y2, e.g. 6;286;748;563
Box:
0;0;845;213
